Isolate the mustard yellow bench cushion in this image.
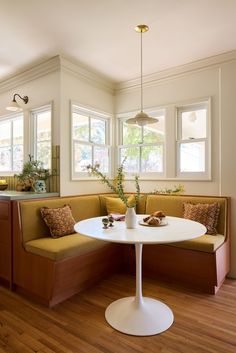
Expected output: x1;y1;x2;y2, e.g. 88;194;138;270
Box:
145;195;226;235
24;233;107;261
20;195;102;244
168;234;225;252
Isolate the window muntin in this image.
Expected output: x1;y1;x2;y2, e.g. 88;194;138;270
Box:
31;106;52;170
72;104;110;178
119;112;165;175
0;115;23;173
177;102;209;178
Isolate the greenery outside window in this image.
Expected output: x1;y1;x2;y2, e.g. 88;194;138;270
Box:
118;110;165;177
71;104;111;179
176;100;210;179
0;114;23;174
31;105;52;170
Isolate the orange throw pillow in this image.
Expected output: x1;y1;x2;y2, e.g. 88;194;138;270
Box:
183;202;220;235
40;204;76;238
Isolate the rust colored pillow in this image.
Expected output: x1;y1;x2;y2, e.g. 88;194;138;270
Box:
183;202;220;235
40;204;76;238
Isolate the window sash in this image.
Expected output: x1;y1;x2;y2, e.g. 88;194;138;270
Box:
71;104;111;179
176;100;210;179
31;105;52;170
0;115;23;174
118;112;165;176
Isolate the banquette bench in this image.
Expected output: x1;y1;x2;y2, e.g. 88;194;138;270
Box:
12;193;230;307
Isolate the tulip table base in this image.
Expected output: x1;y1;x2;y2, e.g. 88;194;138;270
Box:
74;216;206;336
105;243;174;336
105;296;174;336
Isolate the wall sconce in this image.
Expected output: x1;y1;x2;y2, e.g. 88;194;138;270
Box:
6;93;29;112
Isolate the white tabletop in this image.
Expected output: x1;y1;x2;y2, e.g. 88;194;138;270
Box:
74;215;206;245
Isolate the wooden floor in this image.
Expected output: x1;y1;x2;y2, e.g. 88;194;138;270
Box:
0;274;236;353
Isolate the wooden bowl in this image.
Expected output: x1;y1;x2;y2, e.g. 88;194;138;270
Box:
0;184;8;191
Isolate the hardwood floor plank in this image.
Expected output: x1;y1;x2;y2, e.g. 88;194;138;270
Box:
0;274;236;353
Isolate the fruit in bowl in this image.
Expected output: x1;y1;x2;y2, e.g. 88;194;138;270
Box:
0;180;8;190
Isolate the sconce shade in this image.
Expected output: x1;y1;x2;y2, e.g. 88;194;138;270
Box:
6;100;22;112
6;94;29;112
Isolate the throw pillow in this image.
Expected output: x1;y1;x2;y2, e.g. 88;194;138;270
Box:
40;204;76;238
105;195;135;215
183;202;220;235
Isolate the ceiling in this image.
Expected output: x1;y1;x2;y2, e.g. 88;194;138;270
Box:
1;0;236;83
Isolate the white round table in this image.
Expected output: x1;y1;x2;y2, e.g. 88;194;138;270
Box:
74;215;206;336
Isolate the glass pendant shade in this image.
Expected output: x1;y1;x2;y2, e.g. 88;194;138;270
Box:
126;111;158;126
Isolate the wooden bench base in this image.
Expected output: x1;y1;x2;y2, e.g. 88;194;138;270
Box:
124;242;230;294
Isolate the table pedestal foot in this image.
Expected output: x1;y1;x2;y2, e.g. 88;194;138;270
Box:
105;296;174;336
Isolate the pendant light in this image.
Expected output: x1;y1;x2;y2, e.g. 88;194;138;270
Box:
6;93;29;112
126;24;158;126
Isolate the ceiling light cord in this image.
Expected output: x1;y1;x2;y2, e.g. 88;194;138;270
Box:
126;24;157;126
140;29;143;113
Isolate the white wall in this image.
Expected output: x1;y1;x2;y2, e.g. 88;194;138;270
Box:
220;61;236;277
116;67;220;194
0;70;60;151
0;54;235;277
59;67;115;196
115;60;236;278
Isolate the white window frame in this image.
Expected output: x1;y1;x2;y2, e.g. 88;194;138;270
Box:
30;104;52;170
0;113;24;175
176;99;211;180
117;108;166;179
71;103;112;180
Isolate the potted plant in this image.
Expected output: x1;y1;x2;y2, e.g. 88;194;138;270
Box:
15;155;50;193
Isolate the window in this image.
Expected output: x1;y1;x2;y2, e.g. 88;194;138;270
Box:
31;105;52;169
118;110;165;176
71;104;111;179
0;114;23;173
176;101;210;179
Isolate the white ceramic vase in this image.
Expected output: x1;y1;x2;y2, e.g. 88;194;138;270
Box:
33;180;47;193
125;207;137;229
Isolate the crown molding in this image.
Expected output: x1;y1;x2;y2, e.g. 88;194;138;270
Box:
59;56;114;94
115;50;236;92
0;55;115;95
0;50;235;96
0;56;61;94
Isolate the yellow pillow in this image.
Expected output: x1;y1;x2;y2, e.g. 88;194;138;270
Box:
105;195;135;214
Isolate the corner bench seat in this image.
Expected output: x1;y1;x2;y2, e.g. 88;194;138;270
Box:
12;193;230;306
25;234;107;261
169;233;225;252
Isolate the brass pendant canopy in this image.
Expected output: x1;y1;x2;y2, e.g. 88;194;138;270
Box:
126;24;158;126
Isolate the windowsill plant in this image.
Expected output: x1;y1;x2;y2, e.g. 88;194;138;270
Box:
15;155;50;192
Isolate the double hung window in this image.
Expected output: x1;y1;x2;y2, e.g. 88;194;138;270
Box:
118;111;165;176
176;101;210;179
0;114;23;173
31;105;52;170
71;104;110;179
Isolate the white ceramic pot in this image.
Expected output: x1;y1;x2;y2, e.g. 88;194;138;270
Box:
33;180;47;193
125;207;137;229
